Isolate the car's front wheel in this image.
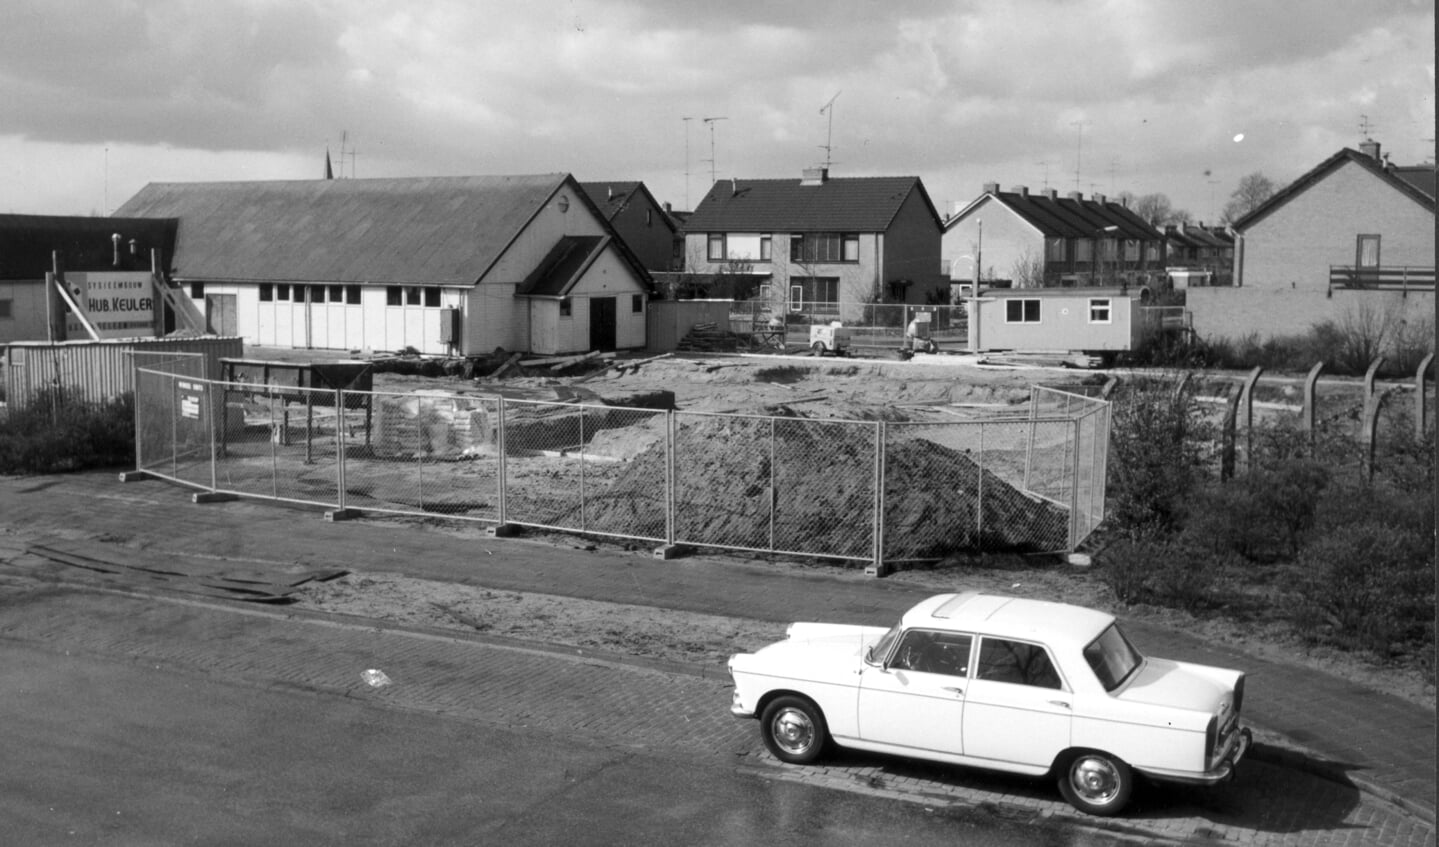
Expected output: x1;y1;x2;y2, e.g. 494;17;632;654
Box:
760;696;828;764
1057;750;1133;816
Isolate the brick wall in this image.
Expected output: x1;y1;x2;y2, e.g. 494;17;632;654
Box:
1188;286;1433;343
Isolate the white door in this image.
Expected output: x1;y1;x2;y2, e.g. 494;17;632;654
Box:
856;630;971;755
962;636;1071;767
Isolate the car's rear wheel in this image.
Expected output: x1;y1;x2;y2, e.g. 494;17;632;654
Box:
810;341;825;357
760;696;828;764
1058;750;1133;816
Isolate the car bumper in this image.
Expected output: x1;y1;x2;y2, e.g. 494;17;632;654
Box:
1140;726;1252;786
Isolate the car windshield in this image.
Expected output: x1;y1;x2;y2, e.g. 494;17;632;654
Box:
866;621;902;665
1084;624;1145;692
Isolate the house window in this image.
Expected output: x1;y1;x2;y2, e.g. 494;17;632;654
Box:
1100;239;1118;261
424;288;440;308
760;235;771;262
1075;239;1093;262
631;294;643;313
1357;234;1380;268
646;209;653;227
346;285;361;305
1005;299;1041;323
190;282;205;299
1124;240;1140;262
0;298;11;319
1145;242;1160;262
259;284;274;302
559;297;572;317
1089;298;1112;324
790;233;860;264
791;276;840;309
329;285;344;302
386;286;402;306
277;284;291;301
1045;238;1065;262
707;234;726;261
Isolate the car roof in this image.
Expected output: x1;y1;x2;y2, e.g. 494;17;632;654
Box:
904;592;1115;649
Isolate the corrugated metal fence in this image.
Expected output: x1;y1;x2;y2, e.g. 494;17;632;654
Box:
131;361;1109;568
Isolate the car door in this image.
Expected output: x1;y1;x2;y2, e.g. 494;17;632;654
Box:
961;636;1071;768
856;629;972;756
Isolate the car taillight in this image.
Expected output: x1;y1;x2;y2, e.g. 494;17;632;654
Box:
1205;714;1218;760
1233;674;1245;716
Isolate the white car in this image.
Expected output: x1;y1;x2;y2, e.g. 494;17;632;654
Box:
727;592;1250;816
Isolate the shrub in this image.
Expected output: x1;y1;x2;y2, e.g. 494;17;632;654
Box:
1105;378;1212;535
0;389;135;474
1100;530;1228;612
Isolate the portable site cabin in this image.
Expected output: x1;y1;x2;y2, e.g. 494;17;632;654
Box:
968;287;1149;358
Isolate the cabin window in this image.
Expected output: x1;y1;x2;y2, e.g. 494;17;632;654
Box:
559;297;572;317
190;282;205;299
329;285;344;302
0;298;11;319
631;294;643;313
277;284;291;301
259;284;273;302
308;285;325;303
386;286;403;306
424;288;441;308
1005;298;1041;324
1089;298;1112;324
346;285;361;305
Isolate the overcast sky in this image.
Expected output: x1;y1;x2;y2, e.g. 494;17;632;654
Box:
3;0;1433;223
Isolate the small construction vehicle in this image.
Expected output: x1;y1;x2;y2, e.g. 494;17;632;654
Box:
809;322;853;357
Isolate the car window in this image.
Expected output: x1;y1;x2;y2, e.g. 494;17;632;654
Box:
889;630;972;678
1084;624;1144;692
975;638;1062;690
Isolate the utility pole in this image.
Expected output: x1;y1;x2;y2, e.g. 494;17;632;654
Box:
703;116;728;185
682;116;693;209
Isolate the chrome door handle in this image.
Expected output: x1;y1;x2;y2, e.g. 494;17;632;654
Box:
1048;700;1071;709
942;687;965;696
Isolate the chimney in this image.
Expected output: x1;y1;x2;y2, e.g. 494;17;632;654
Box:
1359;138;1381;161
1067;191;1083;201
1093;193;1106;204
982;181;1000;194
1043;188;1058;200
731;177;738;196
663;201;672;213
801;167;829;186
1012;185;1029;197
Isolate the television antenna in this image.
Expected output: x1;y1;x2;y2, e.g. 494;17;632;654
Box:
703;116;728;184
819;91;841;168
338;130;357;178
1070;120;1091;190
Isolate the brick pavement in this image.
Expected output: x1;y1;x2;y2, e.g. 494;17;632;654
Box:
0;471;1434;838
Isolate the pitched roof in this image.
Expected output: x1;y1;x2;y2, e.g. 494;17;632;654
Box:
113;174;571;285
580;181;642;222
683;175;939;233
946;188;1160;241
0;214;176;279
1232;148;1437;231
516;235;609;297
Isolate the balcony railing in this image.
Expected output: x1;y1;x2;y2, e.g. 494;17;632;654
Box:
1329;265;1436;292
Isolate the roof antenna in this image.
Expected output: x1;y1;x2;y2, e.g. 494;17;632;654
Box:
819;91;841;169
703;117;728;185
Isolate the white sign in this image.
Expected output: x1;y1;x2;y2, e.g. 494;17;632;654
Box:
65;272;156;339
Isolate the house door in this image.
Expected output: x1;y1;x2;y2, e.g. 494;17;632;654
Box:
589;296;616;351
205;295;237;336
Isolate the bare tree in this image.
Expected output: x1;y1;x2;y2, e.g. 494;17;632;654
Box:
1130;193;1193;227
1009;249;1047;288
1221;173;1276;224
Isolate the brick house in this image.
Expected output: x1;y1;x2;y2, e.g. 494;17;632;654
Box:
680;168;944;317
942;185;1165;290
1163;224;1235;287
1188;141;1435;343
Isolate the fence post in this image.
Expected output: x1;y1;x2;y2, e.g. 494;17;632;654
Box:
1069;418;1082;551
1362;357;1387;482
496;397;508;526
335;389;346;512
867;420;887;577
1220;383;1241;482
1239;366;1263;472
1416;352;1434;442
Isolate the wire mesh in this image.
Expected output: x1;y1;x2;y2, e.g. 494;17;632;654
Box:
207;381;340;507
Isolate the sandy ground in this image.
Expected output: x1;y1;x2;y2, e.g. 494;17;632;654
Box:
252;347;1433;710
